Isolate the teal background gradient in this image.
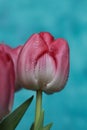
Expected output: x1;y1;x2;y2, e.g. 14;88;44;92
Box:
0;0;87;130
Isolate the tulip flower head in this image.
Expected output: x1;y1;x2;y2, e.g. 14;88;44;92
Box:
0;51;15;120
0;43;23;120
17;32;69;94
0;44;23;91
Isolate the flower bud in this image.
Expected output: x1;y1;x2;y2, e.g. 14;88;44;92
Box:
0;51;15;120
17;32;69;94
0;44;23;91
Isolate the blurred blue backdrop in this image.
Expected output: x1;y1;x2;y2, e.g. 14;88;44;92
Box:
0;0;87;130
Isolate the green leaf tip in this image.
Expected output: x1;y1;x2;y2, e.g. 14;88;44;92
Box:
32;110;53;130
43;123;53;130
0;95;34;130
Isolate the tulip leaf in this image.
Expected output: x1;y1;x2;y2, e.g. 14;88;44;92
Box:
30;123;34;130
43;123;53;130
31;110;53;130
0;95;34;130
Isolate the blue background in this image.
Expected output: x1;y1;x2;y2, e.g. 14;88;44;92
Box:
0;0;87;130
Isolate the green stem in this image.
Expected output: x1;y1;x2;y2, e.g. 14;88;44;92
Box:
34;90;42;129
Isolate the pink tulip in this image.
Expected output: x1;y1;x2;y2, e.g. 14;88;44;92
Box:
0;43;23;120
17;32;69;94
0;44;23;91
0;51;15;120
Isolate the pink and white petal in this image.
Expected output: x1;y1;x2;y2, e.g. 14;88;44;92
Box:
17;34;48;90
34;53;56;89
46;39;69;93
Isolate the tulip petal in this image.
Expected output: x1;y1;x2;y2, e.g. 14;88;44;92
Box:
34;53;56;89
46;38;69;93
39;32;54;47
0;52;15;120
9;46;23;91
17;34;48;90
